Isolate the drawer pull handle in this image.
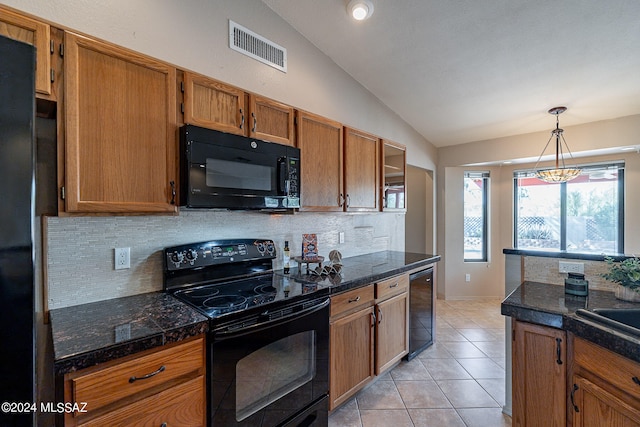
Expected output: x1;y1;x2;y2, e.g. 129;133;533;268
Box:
129;365;165;383
389;283;399;288
633;377;640;386
348;296;361;303
160;423;167;427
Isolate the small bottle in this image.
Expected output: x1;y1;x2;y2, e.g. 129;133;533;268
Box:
283;241;290;274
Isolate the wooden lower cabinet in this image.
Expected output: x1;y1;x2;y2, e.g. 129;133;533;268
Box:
374;275;409;374
329;285;375;410
571;376;640;427
570;336;640;427
62;337;206;426
512;320;566;427
330;304;375;410
329;274;409;410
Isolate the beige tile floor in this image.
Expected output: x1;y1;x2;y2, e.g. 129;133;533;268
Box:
328;299;512;427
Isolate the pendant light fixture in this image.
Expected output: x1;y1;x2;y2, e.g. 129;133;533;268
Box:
534;106;581;183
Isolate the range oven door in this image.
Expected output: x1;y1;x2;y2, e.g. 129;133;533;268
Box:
210;297;329;427
181;124;300;209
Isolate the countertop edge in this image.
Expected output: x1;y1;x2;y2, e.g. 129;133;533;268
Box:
328;255;440;295
502;248;629;261
502;282;640;363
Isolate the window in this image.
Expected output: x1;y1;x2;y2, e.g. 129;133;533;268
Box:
514;162;624;253
464;171;489;261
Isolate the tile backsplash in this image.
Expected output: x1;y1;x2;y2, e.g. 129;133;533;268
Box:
523;256;617;292
45;211;405;309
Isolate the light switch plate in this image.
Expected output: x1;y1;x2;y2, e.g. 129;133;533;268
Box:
559;261;584;274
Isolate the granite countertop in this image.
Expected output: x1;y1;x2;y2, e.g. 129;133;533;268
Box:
50;251;440;375
279;251;441;294
50;292;208;375
503;248;628;261
502;281;640;362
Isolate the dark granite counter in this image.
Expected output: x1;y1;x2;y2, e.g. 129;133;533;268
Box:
503;248;628;262
50;251;439;375
279;251;441;294
50;292;208;375
502;281;640;362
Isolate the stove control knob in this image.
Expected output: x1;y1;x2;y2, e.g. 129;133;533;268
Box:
266;241;275;255
256;242;266;254
185;249;198;263
170;251;184;266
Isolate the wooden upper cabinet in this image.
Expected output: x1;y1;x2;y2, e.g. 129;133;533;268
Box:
63;32;177;213
344;127;379;212
0;7;51;95
182;72;246;136
249;94;295;146
181;73;295;146
381;140;406;211
296;110;344;211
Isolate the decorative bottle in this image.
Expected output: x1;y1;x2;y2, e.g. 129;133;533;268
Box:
283;241;290;274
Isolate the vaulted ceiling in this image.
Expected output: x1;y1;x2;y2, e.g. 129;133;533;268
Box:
262;0;640;147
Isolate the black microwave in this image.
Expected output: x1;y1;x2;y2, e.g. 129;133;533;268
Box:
180;125;301;210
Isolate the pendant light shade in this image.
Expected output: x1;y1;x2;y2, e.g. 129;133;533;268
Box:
534;107;581;183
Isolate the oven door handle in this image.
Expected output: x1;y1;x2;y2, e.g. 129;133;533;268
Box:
214;297;330;338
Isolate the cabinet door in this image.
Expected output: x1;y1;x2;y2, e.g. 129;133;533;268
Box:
375;291;409;374
249;94;295;145
571;376;640;427
381;139;406;211
64;32;177;213
512;320;566;427
0;7;50;94
296;111;343;211
329;306;374;410
344;127;379;212
183;72;246;135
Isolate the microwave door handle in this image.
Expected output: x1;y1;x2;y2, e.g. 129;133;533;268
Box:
277;157;287;195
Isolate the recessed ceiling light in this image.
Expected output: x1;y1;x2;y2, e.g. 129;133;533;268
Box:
347;0;374;21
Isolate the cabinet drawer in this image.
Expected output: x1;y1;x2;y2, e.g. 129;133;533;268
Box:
71;338;204;413
80;376;205;427
331;285;374;318
375;273;409;301
574;337;640;400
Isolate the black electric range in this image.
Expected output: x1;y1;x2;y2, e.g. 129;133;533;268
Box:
163;238;331;427
163;238;330;323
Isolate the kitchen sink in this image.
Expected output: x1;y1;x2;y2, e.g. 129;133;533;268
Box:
576;308;640;337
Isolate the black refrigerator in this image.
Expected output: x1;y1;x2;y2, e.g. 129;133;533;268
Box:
0;35;36;426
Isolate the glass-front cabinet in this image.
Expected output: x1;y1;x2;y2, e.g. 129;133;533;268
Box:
381;140;406;211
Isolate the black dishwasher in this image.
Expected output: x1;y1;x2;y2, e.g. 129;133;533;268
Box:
405;267;434;360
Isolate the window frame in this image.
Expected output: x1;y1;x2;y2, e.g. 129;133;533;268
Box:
513;162;624;253
464;171;489;262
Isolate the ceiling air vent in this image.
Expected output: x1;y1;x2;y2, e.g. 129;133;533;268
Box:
229;20;287;73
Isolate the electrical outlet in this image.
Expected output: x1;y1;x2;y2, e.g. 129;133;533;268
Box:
465;273;471;282
559;261;584;274
339;232;345;244
115;247;130;270
114;323;131;342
